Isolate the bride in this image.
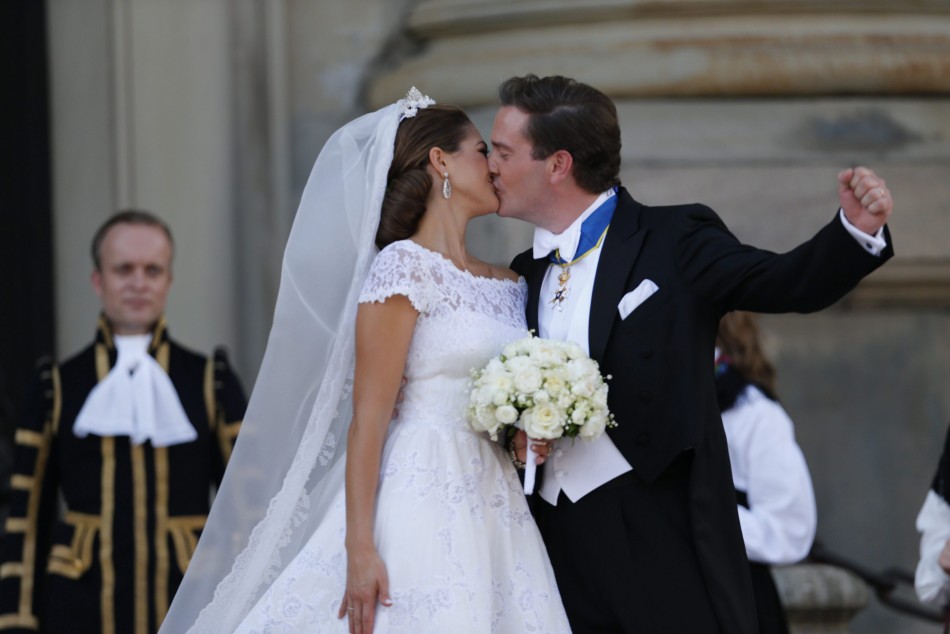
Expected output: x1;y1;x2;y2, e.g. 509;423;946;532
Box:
159;90;571;633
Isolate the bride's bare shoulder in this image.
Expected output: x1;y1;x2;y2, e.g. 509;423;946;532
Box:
489;263;521;283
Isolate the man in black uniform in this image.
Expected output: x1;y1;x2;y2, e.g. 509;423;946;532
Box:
0;211;246;634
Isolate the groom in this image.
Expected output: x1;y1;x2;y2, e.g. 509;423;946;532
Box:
491;74;893;633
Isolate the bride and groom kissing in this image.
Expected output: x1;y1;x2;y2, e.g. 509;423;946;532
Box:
160;75;894;633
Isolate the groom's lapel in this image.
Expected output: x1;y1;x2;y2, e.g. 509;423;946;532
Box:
589;192;648;362
524;256;548;335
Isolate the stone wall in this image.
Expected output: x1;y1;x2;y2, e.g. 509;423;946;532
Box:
370;2;950;632
42;2;950;630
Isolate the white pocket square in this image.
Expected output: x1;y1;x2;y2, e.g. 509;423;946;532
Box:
618;280;659;320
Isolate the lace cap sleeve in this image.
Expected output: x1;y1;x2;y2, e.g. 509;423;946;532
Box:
358;241;432;313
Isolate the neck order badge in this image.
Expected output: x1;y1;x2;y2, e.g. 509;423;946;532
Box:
549;192;617;311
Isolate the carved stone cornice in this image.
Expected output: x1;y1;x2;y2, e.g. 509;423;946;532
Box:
369;0;950;107
842;260;950;310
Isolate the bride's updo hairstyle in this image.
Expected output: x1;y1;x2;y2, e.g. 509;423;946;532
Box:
376;105;473;249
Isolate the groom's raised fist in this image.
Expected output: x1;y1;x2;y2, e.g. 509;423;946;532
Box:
838;166;892;235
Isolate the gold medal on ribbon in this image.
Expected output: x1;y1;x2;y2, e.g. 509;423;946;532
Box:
550;266;571;311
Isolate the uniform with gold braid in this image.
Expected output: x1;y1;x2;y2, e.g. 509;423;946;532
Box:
0;317;246;634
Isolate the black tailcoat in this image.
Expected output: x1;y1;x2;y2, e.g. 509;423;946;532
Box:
512;188;892;633
0;318;246;634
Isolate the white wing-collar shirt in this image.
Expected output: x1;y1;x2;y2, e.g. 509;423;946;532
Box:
535;189;633;505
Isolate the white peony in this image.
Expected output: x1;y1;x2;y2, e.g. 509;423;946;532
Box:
533;341;563;367
567;357;598;382
543;374;567;397
571;401;590;423
579;410;608;439
512;365;543;394
571;377;596;399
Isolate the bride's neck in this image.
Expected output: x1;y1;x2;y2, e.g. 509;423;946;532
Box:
413;200;476;270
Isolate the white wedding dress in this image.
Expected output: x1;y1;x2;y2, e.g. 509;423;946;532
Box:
234;240;571;633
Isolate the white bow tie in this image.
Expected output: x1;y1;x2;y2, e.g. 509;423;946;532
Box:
533;226;581;261
74;335;197;447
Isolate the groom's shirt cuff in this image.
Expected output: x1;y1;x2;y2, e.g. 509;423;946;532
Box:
839;208;887;256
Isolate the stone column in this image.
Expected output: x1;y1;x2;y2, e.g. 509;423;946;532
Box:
47;0;243;362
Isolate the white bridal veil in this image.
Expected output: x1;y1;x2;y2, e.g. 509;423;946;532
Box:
160;90;434;633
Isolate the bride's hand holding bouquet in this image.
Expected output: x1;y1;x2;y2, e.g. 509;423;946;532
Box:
467;335;616;494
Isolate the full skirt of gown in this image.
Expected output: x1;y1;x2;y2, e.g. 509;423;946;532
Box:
233;240;571;633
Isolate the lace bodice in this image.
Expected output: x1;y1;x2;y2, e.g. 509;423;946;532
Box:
359;240;529;432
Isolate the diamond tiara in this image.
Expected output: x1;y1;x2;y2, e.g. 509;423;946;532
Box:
399;86;436;120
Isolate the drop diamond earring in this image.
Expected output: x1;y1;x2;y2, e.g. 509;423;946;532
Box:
442;172;452;199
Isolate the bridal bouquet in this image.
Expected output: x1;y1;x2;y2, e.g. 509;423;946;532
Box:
467;335;616;493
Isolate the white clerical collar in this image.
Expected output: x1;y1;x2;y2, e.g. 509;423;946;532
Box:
73;333;197;447
532;189;616;260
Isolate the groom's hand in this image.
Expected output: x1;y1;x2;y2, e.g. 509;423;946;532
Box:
838;166;892;235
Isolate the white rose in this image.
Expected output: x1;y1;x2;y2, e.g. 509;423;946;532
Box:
495;404;518;425
475;408;504;440
522;403;565;440
473;385;495;407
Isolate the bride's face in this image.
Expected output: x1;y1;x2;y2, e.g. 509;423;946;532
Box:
443;126;499;217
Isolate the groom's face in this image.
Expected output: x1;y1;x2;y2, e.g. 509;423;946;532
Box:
489;106;551;226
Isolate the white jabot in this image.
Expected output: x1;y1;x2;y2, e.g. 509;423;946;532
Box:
536;189;633;506
73;334;197;447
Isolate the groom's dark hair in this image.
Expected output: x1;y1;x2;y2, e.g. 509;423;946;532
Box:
498;75;621;194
